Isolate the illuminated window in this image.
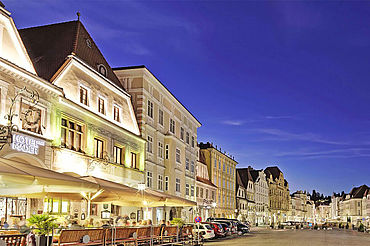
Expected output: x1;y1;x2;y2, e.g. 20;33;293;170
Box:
147;100;153;118
43;198;69;214
158;175;163;190
80;87;88;105
176;178;180;192
98;64;107;77
98;97;105;114
165;176;169;191
180;127;184;140
113;106;120;122
147;171;153;188
61;118;83;152
165;145;169;159
113;146;123;164
170;119;175;134
131;152;137;169
147;136;153;153
176;148;181;163
158;109;163;125
158;142;163;158
94;138;104;158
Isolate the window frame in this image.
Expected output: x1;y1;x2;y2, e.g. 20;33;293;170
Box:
98;96;106;115
147;100;153;118
113;105;121;122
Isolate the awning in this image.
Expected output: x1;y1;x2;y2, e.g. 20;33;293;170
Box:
0;157;98;198
80;176;167;207
145;189;197;207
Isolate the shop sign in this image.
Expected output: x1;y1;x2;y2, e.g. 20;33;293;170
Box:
11;133;45;155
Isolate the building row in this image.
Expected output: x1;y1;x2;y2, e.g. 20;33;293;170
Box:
0;4;237;226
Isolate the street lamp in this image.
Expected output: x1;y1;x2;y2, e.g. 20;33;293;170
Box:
212;202;217;217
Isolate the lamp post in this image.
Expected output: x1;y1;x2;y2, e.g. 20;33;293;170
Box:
212;202;217;217
0;86;39;151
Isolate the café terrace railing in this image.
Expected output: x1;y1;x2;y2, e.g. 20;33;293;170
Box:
0;225;200;246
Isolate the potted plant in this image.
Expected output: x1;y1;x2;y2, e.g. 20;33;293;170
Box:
27;214;58;246
171;218;185;227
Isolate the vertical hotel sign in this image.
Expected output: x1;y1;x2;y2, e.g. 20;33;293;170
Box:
11;134;45;155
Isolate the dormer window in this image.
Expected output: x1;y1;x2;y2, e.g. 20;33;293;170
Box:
98;64;107;77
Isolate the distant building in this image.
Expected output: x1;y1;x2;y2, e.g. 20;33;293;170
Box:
339;185;370;226
199;142;237;218
264;166;290;224
236;168;255;223
249;168;269;225
196;151;217;220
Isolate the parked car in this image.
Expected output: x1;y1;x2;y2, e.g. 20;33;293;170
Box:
236;222;250;234
189;223;215;240
213;220;237;234
202;222;226;238
216;222;232;236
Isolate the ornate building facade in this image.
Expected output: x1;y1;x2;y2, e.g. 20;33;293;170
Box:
114;66;200;223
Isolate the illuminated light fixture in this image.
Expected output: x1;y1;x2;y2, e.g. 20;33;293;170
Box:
101;210;110;219
212;202;217;208
138;183;146;191
143;200;148;206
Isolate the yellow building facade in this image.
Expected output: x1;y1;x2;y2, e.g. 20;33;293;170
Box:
199;142;237;218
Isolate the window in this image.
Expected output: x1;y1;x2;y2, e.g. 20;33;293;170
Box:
94;138;104;158
131;152;137;169
191;185;195;197
147;136;153;153
176;148;181;163
165;176;169;191
80;87;88;105
191;161;195;173
158;142;163;158
158;109;163;125
218;160;221;170
158;175;163;190
165;144;169;159
98;64;107;77
113;106;120;122
186;184;190;196
147;172;153;188
186;158;190;170
98;97;105;114
147;100;153;118
61;118;83;152
206;189;209;199
196;187;199;197
176;178;180;192
214;159;217;169
180;127;184;140
191;136;195;147
170;119;175;134
44;198;69;214
212;191;215;200
186;132;190;144
200;188;204;198
113;146;122;164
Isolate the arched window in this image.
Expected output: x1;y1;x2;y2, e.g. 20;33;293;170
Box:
97;64;107;77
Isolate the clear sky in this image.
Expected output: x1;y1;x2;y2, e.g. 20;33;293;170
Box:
5;0;370;195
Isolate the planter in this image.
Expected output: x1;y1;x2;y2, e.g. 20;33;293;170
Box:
36;235;52;246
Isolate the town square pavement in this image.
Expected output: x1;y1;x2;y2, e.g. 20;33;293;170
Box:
204;228;370;246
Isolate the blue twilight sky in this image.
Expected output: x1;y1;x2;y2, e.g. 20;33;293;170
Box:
4;0;370;195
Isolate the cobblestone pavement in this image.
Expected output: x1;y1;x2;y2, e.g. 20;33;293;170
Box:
204;228;370;246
